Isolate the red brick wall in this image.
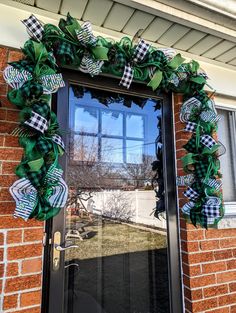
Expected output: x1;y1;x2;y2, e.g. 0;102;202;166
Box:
0;46;44;313
174;94;236;313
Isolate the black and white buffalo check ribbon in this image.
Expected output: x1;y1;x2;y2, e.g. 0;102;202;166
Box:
180;97;202;123
52;134;65;150
200;134;216;149
3;65;32;89
184;121;198;132
183;186;199;201
22;14;44;41
24;111;48;133
120;39;150;89
202;196;221;218
202;178;222;191
176;174;195;186
181;201;195;215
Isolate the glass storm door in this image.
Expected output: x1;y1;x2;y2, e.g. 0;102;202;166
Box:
45;73;182;313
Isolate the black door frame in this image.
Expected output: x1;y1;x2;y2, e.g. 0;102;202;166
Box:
42;69;183;313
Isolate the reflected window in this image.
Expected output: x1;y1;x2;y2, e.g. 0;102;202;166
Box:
69;87;156;165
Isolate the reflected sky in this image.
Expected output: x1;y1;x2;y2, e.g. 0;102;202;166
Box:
69;86;161;164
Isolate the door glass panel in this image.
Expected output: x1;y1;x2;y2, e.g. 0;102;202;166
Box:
64;85;169;313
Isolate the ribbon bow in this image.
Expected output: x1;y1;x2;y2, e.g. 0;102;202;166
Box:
10;165;68;221
22;14;44;42
180;97;202;123
176;174;195;186
4;65;65;94
119;39;150;89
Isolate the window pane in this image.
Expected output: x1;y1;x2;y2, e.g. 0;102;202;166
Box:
73;135;98;162
101;110;123;136
74;107;98;133
101;138;123;163
217;109;236;202
126;114;144;138
126;140;144;164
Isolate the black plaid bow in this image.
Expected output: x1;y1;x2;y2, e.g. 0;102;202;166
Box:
184;122;197;132
120;39;150;89
183;186;199;201
200;134;216;149
24;111;48;134
22;14;44;41
52;134;65;150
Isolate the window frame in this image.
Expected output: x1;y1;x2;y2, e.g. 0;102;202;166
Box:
216;100;236;216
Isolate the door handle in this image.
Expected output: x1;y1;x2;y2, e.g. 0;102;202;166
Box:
55;244;79;251
52;231;79;271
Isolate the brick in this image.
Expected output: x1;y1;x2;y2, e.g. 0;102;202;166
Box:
0;263;4;277
2;160;18;174
229;282;236;292
220;238;236;248
0;188;13;201
0;120;18;133
203;284;228;298
0;47;8;71
6;109;19;122
182;263;202;276
181;229;205;241
0;147;23;161
200;240;220;251
4;136;20;147
0;232;4;245
5;274;41;292
3;294;18;310
218;292;236;306
232;305;236;313
22;258;42;274
187;251;214;264
6;262;19;277
20;290;41;307
184;273;216;288
0;108;6;120
24;228;44;242
8;50;23;63
0;175;18;187
206;229;236;239
214;249;233;260
184;287;203;301
0;201;15;214
207;308;230;313
227;260;236;270
202;261;227;274
0;135;4;146
7;229;22;244
8;243;42;260
0;95;16;109
0;248;3;261
191;297;218;312
181;240;199;252
217;271;236;283
0;216;43;229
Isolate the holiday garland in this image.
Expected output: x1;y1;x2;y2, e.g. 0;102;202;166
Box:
3;13;224;228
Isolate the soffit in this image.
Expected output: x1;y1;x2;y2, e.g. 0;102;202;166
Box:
8;0;236;69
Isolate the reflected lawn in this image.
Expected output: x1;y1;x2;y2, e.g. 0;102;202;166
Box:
65;218;167;260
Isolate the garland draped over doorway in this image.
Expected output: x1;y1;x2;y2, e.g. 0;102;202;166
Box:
3;13;224;228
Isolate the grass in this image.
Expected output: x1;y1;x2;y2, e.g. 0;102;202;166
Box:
65;217;167;261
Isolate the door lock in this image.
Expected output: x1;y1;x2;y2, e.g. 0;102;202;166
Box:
52;231;79;271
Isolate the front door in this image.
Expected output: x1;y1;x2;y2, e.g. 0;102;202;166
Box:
44;71;182;313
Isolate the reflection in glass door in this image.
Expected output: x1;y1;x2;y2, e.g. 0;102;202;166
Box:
64;85;169;313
